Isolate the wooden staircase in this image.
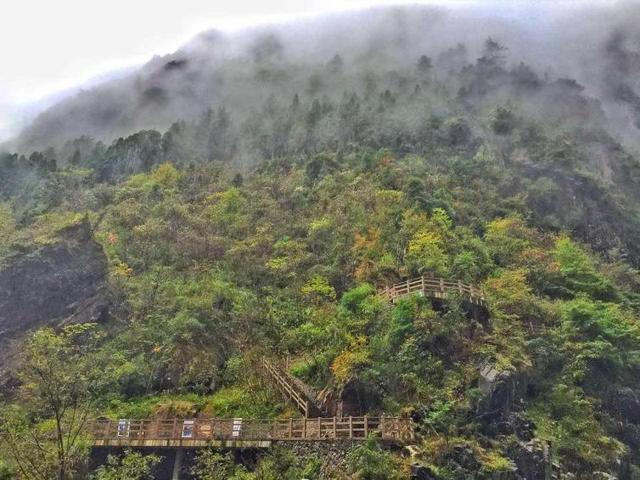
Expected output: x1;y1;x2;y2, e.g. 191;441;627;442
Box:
260;358;326;417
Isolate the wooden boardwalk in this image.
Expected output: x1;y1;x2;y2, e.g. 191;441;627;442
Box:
90;416;415;448
379;275;486;307
88;279;486;455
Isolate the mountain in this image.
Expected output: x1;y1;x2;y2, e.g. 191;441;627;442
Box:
2;3;640;479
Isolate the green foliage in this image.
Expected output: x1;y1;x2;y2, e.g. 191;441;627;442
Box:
92;450;161;480
331;337;371;386
0;203;14;228
552;236;618;301
301;275;336;302
0;325;103;480
3;82;640;478
406;229;448;276
253;448;320;480
0;460;12;480
529;384;626;473
489;105;516;135
340;284;376;314
346;438;405;480
0;203;15;257
203;387;282;418
484;216;533;266
191;450;249;480
559;296;640;381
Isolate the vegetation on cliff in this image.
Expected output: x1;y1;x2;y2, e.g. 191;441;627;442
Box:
1;27;640;479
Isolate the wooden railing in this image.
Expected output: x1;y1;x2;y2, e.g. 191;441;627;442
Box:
379;276;486;306
89;416;415;446
261;358;313;417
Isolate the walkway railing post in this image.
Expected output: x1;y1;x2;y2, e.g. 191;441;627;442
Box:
364;415;368;438
349;416;353;439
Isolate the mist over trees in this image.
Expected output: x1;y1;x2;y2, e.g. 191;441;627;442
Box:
5;4;640;155
4;24;640;268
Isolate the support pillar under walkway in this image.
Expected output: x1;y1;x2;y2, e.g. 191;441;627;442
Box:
172;448;185;480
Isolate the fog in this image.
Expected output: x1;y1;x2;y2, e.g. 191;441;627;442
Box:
4;1;640;153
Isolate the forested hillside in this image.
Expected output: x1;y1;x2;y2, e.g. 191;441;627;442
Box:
2;5;640;479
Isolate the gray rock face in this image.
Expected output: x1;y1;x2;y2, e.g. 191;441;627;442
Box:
0;220;109;352
478;362;528;416
509;439;552;480
608;388;640;424
411;463;437;480
288;441;352;478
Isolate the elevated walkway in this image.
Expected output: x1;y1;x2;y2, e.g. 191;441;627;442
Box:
89;416;415;448
379;275;486;306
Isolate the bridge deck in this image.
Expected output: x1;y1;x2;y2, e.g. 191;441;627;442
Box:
90;416;414;448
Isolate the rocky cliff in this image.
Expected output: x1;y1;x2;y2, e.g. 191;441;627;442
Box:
0;220;109;384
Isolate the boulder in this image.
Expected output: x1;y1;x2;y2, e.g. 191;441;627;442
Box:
509;439;552;480
478;362;528;416
449;445;481;471
411;463;437;480
493;413;535;441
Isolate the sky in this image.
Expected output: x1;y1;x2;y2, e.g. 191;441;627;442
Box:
0;0;618;142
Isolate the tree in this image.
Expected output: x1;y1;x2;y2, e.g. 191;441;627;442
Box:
92;450;161;480
489;105;516;135
191;450;247;480
68;150;81;167
481;37;508;68
417;55;432;75
0;325;100;480
443;117;472;147
251;34;283;63
327;54;344;74
406;229;449;276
